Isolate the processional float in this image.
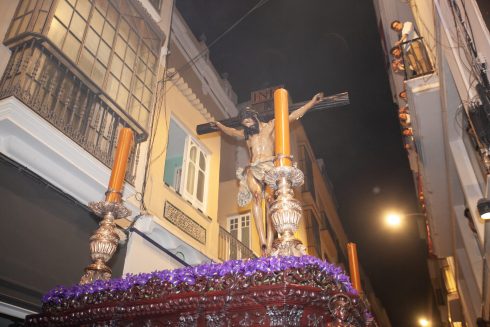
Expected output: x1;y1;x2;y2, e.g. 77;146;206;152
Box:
26;89;376;326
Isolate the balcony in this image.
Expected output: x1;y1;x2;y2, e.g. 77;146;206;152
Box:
399;37;434;80
0;34;146;183
218;226;256;261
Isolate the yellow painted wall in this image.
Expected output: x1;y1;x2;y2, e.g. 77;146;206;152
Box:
143;78;221;260
291;122;349;263
218;179;264;256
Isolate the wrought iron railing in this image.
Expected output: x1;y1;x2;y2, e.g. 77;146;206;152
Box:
218;226;256;261
400;37;434;80
0;34;148;184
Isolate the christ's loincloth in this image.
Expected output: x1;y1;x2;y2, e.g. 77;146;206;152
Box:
236;159;274;207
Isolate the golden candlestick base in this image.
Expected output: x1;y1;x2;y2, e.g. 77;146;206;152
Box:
265;164;306;256
80;201;131;284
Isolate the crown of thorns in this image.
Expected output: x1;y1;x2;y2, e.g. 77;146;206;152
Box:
239;108;259;122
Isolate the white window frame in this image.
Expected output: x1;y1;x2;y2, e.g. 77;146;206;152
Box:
166;117;210;212
181;136;209;211
227;213;252;247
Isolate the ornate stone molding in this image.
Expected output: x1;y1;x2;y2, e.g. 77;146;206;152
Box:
167;68;214;122
164;201;206;244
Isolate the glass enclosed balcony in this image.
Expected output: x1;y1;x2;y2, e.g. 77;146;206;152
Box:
0;0;165;183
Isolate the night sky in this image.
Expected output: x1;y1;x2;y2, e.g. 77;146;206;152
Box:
176;1;436;326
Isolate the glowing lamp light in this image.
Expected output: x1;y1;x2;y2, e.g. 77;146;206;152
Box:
385;213;402;228
418;317;430;326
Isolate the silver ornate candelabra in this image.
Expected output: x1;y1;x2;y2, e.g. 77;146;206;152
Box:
265;157;306;257
80;199;131;284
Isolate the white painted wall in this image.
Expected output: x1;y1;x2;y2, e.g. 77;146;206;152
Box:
0;98;140;214
122;215;212;274
123;234;183;274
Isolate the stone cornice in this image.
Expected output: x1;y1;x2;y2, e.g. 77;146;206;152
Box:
171;10;238;120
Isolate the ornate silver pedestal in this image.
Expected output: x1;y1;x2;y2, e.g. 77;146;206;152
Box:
265;164;306;256
80;201;131;284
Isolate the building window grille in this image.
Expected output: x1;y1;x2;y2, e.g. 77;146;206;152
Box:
4;0;163;130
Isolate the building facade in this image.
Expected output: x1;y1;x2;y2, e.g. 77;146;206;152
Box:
0;0;238;323
0;1;390;325
120;7;239;274
374;0;490;325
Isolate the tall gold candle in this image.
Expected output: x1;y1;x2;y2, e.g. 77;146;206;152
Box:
347;242;362;293
273;88;291;166
106;128;134;202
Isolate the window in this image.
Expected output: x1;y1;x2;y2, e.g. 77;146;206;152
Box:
164;118;209;211
228;213;251;259
6;0;162;130
6;0;40;39
48;0;160;129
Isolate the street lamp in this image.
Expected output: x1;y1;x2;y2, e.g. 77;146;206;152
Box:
418;317;430;326
383;211;428;238
384;213;403;228
384;212;424;227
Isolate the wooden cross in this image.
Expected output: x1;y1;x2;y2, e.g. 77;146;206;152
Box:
196;91;349;135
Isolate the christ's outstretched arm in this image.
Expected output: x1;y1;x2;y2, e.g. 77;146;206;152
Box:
211;121;244;138
289;92;324;122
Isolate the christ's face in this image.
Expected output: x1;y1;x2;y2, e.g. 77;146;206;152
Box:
241;118;256;128
241;116;260;140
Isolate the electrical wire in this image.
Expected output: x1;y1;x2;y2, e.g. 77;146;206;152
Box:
449;0;484;83
164;0;270;84
138;0;176;211
157;0;271;102
138;0;272;210
407;0;484;86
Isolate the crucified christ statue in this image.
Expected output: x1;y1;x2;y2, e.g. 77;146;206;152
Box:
211;92;325;255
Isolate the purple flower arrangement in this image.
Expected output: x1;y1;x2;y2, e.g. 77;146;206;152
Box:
42;255;356;310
